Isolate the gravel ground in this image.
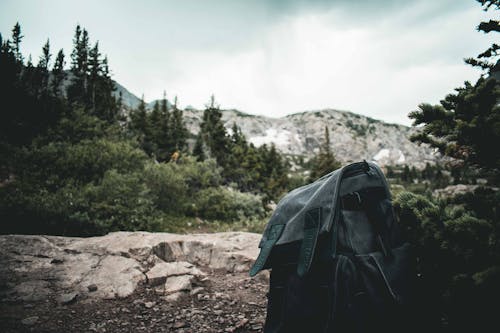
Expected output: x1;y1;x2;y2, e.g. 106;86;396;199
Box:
0;268;268;333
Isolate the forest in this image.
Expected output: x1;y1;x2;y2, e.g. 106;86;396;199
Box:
0;0;499;331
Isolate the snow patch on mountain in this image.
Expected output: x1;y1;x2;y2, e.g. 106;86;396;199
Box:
248;128;293;148
373;148;391;161
180;108;439;168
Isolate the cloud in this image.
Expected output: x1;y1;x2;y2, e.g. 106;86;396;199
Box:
1;0;494;125
140;3;490;125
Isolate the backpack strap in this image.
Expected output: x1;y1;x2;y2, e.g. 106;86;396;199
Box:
297;207;321;277
361;190;393;258
342;187;393;257
249;223;285;277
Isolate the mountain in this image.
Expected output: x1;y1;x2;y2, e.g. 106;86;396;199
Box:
115;84;438;168
113;81;143;109
113;83;173;110
182;108;438;168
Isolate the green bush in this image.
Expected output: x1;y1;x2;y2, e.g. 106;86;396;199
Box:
18;139;147;185
192;186;264;221
143;162;188;213
175;156;222;193
75;169;160;234
393;190;500;331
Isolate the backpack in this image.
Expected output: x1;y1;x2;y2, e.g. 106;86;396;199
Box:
250;161;416;333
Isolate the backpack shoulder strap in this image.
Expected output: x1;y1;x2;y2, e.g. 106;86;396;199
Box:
249;223;285;277
297;207;321;277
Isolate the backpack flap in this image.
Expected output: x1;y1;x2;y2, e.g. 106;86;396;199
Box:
250;161;385;277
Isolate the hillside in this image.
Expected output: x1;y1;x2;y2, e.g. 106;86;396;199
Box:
115;82;438;168
182;108;438;168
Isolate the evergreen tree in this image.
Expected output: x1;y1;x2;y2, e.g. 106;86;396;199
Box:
464;0;499;73
199;95;230;166
156;91;171;161
99;55;118;122
149;100;161;140
36;39;51;97
193;132;206;161
38;39;51;70
129;95;152;153
170;96;188;153
67;25;89;106
401;165;411;182
11;22;23;63
51;49;65;97
261;144;289;201
225;122;249;187
88;42;101;114
309;126;341;180
410;1;500;179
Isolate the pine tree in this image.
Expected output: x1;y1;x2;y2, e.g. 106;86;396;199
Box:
200;95;230;166
88;42;101;114
156;91;171;161
170;96;188;152
261;144;289;201
193;132;206;161
99;55;118;122
51;49;65;97
149;100;162;156
38;39;51;70
309;126;341;180
464;1;499;73
410;1;500;179
11;22;23;63
129;96;148;136
37;39;51;96
67;25;89;106
225;122;249;186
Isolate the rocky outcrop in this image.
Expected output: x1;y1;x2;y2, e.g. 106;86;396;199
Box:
433;184;499;198
0;232;262;304
182;108;439;168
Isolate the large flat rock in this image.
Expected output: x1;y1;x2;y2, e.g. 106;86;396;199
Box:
0;231;261;303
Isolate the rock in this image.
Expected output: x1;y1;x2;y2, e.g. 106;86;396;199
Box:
236;318;249;328
173;321;188;329
0;232;261;301
164;291;187;302
58;292;78;305
165;275;193;294
144;301;155;309
146;261;204;286
12;280;51;302
87;284;98;292
190;287;204;296
21;316;39;325
78;255;145;299
433;184;498;199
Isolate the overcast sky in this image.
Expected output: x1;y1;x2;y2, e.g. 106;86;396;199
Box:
0;0;496;125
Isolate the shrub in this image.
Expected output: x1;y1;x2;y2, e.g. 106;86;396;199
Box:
143;161;189;213
393;190;499;331
192;186;264;221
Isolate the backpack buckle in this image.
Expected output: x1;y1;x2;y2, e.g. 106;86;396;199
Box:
354;191;362;204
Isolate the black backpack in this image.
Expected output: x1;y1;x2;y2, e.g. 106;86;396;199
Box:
250;161;416;333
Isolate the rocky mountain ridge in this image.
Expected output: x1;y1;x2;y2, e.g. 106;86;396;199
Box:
115;83;438;168
183;108;438;168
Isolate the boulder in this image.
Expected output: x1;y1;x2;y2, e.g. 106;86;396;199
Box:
0;232;261;302
146;261;204;286
164;275;194;294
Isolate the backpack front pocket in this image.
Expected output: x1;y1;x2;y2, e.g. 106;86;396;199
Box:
264;260;336;333
355;242;415;307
